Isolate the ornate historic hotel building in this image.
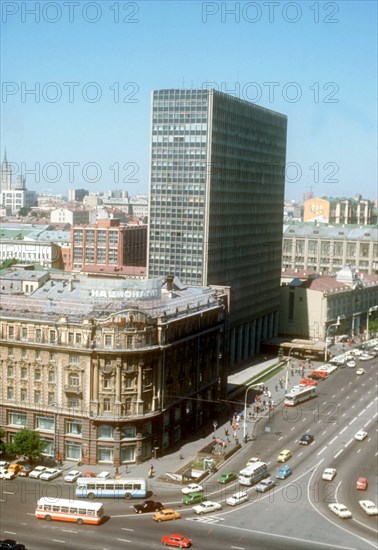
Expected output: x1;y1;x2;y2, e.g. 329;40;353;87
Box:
0;268;227;465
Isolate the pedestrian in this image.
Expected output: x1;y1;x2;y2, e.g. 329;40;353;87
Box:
275;385;278;392
229;417;233;426
225;427;229;437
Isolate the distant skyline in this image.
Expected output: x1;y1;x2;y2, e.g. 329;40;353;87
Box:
1;1;377;201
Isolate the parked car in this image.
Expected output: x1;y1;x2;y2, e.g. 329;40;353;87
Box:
276;466;292;480
18;464;33;477
82;471;96;478
160;534;192;548
0;461;10;469
359;500;378;516
299;434;314;445
182;492;206;506
97;471;111;479
355;430;368;441
134;500;164;514
192;501;222;515
328;503;352;519
181;483;203;495
322;468;337;481
356;368;366;375
152;509;181;522
246;457;260;466
360;354;374;361
226;492;249;506
277;449;292;462
0;470;15;480
217;471;237;484
299;378;317;387
356;477;368;490
7;464;22;475
39;468;62;481
0;540;26;550
347;360;356;368
64;470;82;483
29;466;47;479
255;478;276;493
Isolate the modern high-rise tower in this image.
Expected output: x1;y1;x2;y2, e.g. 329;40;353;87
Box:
147;89;287;367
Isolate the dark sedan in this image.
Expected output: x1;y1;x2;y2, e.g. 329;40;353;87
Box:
133;500;164;514
299;434;314;445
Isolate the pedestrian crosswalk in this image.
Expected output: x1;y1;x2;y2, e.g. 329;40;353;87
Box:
188;515;225;524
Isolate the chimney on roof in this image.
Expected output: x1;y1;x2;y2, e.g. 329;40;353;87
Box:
166;275;174;291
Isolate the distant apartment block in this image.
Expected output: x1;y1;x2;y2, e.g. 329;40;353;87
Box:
282;223;378;275
304;195;374;225
67;188;89;202
0;150;37;215
70;218;147;272
280;267;378;340
50;206;96;225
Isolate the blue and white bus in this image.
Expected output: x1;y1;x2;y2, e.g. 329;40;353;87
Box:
75;478;147;500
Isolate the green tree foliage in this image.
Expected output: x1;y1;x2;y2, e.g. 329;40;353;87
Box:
6;429;47;464
0;427;6;454
0;258;18;270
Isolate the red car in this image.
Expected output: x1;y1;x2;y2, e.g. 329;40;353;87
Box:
356;477;368;490
299;378;317;387
161;534;192;548
310;371;328;380
82;471;96;478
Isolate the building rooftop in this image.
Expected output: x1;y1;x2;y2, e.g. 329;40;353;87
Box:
0;271;222;324
283;223;378;240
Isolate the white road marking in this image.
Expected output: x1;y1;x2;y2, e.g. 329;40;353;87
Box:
290;426;295;431
51;540;66;544
344;438;354;448
332;394;336;398
317;446;327;456
298;451;303;457
3;532;16;535
358;409;366;417
342;413;346;417
231;547;245;550
329;436;338;445
349;417;357;425
61;529;78;533
121;528;134;531
339;426;347;434
117;539;132;543
278;436;283;440
334;448;343;459
322;430;327;435
3;492;14;495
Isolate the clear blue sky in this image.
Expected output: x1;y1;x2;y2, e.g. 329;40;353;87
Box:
1;0;377;201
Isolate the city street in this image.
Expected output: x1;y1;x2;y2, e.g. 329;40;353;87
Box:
1;356;377;550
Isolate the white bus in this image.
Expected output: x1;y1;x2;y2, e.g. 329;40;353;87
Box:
75;477;147;500
284;386;317;406
35;497;104;525
238;462;268;486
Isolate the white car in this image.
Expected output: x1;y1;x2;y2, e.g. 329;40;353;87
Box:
193;500;222;515
0;461;9;469
359;500;378;516
226;492;249;506
39;468;62;481
356;368;366;375
322;468;337;481
64;470;82;483
355;430;368;441
181;483;203;495
29;465;47;479
318;365;338;374
97;471;111;479
360;354;374;361
0;469;15;480
329;503;352;519
353;349;363;356
246;457;260;467
347;360;356;368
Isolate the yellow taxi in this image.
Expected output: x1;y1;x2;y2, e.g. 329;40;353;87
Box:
277;449;292;463
152;509;181;522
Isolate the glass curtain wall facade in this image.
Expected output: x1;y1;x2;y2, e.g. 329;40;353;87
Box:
148;89;287;366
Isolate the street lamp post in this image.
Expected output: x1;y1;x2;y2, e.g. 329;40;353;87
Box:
286;346;295;393
243;383;263;442
325;319;340;363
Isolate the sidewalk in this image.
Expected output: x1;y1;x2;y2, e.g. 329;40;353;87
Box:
63;355;307;484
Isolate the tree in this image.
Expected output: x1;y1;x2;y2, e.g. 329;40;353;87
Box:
6;429;47;464
0;258;18;270
0;427;6;455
